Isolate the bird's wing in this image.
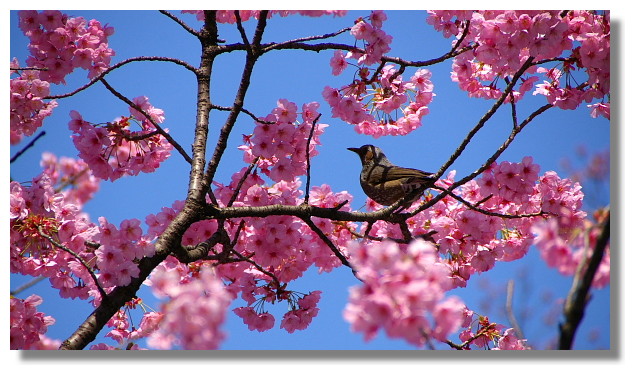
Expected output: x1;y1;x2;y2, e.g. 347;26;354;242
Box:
368;165;435;185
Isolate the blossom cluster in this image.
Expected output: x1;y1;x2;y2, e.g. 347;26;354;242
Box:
101;298;163;348
239;100;328;182
140;181;353;341
147;266;231;350
533;209;610;288
10;295;56;349
68;96;172;181
458;312;529;350
348;11;392;66
323;65;434;138
343;239;465;346
235;290;322;334
10;154;157;307
324;11;436;138
181;10;347;24
10;173;101;301
427;10;610;118
39;152;100;206
17;10;114;84
9;62;58;144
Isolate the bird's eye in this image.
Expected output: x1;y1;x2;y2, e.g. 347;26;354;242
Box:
364;149;374;163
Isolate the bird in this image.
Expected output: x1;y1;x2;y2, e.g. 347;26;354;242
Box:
347;144;436;209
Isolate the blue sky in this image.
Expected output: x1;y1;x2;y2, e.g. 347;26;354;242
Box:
8;10;610;350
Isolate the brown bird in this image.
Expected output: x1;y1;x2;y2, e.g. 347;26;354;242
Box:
348;144;436;208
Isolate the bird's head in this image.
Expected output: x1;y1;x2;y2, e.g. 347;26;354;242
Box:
347;144;390;166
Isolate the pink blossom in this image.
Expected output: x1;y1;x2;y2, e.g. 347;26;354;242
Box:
330;50;347;76
148;266;231;350
234;307;275;332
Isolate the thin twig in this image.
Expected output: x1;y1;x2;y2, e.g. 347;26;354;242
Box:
434;186;546;219
37;227;108;302
99;78;193;164
210;104;275;124
445;323;497;350
227;158;259;207
46;56;197;100
10;275;46;296
159;10;200;37
300;217;353;270
260;26;352;53
304;113;322;205
505;77;519;128
10;131;46;163
234;11;252;52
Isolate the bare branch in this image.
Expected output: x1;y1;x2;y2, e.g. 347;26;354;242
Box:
46;56;197;100
433;57;535;181
10;131;46;164
260;26;352;53
159;10;200;37
210;103;275;124
10;275;46;296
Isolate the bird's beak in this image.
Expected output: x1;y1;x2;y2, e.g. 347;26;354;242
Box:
347;147;361;155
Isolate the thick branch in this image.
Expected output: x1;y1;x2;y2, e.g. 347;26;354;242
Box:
203;11;269;192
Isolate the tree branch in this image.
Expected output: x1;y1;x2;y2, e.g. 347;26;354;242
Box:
300;217;354;271
159;10;200;37
46;56;197;100
558;212;610;349
304;113;322;205
203;11;269;193
37;227;108;302
99;78;193;164
10;131;46;164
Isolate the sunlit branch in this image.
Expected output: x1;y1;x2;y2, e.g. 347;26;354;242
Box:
204;11;268;191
